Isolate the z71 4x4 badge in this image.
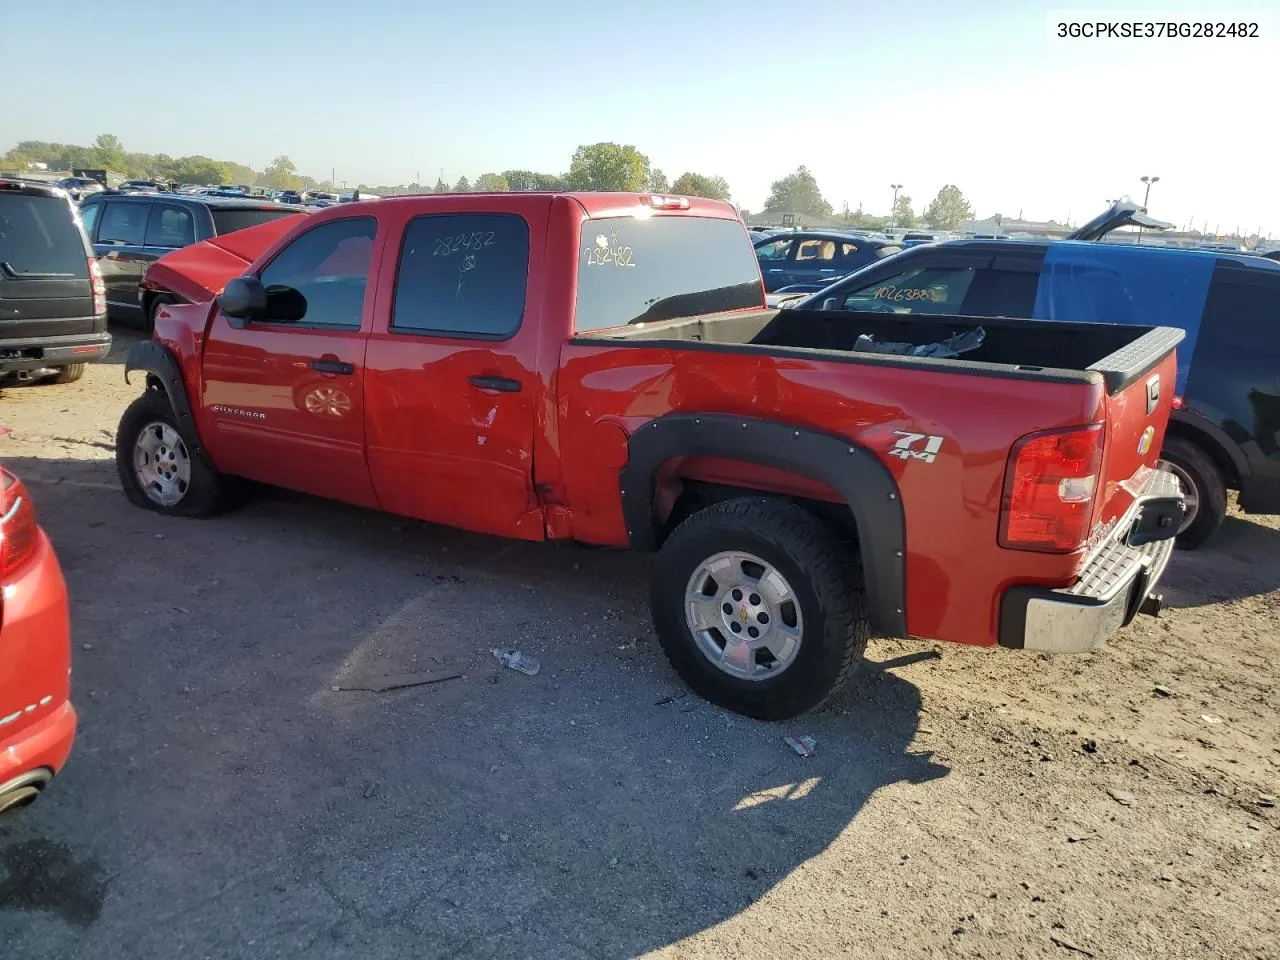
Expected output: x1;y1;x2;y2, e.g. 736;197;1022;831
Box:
889;431;945;464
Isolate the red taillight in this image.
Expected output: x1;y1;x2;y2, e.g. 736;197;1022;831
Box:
0;470;40;579
88;258;106;316
1000;423;1104;553
640;194;691;210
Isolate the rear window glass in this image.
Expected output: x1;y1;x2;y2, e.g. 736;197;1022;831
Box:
575;216;762;332
211;207;299;236
0;194;88;276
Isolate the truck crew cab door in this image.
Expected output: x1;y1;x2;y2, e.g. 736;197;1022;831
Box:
362;198;549;540
198;215;381;508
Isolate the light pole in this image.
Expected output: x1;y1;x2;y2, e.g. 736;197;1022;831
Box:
890;184;903;229
1138;175;1159;244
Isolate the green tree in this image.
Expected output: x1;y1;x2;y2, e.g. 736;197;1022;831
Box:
169;155;228;185
891;195;917;228
671;172;732;202
647;168;669;192
565;142;650;192
92;133;126;170
474;172;509;192
433;177;451;193
921;185;973;230
453;175;472;192
223;161;257;186
501;170;565;192
764;166;832;219
260;155;303;191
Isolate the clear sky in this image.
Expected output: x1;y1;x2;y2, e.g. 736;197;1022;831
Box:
2;0;1275;233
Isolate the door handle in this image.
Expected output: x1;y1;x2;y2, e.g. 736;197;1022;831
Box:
310;359;354;375
467;375;521;393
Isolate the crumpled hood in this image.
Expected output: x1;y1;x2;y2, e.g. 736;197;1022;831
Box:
142;213;307;303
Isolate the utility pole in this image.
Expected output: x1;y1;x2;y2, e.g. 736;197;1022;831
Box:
1138;175;1159;244
889;184;903;229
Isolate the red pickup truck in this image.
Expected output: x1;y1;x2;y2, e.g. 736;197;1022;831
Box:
116;192;1185;719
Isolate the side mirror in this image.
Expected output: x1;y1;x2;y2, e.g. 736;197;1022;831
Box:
821;297;837;311
218;276;268;320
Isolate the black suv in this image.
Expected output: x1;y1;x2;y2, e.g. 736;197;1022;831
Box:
780;203;1280;549
1;179;110;386
78;191;305;328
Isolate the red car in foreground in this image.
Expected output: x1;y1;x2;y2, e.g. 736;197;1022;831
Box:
0;451;76;822
121;192;1185;719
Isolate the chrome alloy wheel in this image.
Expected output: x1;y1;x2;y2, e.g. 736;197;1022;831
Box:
684;550;804;680
133;421;191;507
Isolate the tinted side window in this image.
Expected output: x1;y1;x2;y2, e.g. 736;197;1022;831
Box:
257;217;376;329
78;200;102;241
98;201;149;245
755;237;793;261
391;213;529;338
145;204;196;248
795;238;837;261
841;266;976;315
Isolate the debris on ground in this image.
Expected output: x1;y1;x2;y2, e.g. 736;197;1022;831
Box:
1201;714;1224;724
492;649;540;676
783;735;817;757
1082;739;1098;753
331;672;463;693
1107;788;1136;806
1049;933;1095;957
1153;685;1173;697
1258;795;1276;808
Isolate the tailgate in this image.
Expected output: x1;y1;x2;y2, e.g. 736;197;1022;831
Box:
1089;333;1182;546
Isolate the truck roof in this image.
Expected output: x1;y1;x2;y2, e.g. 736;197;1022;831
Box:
342;191;741;220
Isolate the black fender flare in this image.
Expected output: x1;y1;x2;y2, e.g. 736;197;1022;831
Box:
123;340;213;469
619;413;908;638
1167;409;1249;485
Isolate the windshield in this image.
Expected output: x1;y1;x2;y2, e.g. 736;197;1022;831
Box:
573;215;762;331
0;193;88;277
211;207;302;236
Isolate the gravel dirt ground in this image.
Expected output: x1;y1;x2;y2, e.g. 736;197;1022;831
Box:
1;331;1276;960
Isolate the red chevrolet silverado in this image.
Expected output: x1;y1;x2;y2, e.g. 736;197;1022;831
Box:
116;192;1185;719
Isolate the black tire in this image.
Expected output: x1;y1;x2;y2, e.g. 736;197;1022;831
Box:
1161;435;1227;550
650;497;869;721
115;390;229;517
45;364;85;384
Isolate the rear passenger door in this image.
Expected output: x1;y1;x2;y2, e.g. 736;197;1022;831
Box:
362;201;549;540
94;198;152;321
754;235;796;291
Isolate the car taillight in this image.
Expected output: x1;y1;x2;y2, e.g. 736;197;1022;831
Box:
89;258;106;316
0;470;40;579
1000;423;1104;553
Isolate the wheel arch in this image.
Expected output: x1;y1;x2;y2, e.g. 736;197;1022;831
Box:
123;340;213;471
1165;410;1246;491
620;413;907;638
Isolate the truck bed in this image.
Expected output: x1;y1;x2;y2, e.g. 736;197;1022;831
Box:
583;309;1182;394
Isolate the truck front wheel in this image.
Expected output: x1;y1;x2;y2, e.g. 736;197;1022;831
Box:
1160;435;1227;550
116;390;229;517
650;497;870;721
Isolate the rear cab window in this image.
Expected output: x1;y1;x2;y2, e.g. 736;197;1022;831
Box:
391;213;530;337
211;207;302;236
574;216;762;331
0;191;89;277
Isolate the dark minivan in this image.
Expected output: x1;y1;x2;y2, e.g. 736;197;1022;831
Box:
77;192;305;329
1;179;110;385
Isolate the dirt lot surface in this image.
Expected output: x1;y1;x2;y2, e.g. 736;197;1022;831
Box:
1;331;1277;960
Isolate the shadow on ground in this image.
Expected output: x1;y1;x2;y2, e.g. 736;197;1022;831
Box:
1161;512;1280;608
0;454;947;959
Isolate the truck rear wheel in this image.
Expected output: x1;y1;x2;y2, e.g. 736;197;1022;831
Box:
650;497;869;720
116;390;229;517
1160;435;1226;550
46;364;85;385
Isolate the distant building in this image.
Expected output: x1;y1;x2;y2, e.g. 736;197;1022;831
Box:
962;215;1074;238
